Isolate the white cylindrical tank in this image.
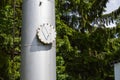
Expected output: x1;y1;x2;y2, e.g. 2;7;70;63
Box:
21;0;56;80
114;62;120;80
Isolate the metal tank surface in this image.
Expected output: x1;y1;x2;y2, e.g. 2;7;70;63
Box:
21;0;56;80
114;62;120;80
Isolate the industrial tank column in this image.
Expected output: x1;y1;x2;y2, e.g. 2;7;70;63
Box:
21;0;56;80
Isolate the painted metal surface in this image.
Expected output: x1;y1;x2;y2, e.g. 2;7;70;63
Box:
21;0;56;80
114;62;120;80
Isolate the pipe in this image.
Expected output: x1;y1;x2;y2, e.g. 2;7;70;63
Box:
21;0;56;80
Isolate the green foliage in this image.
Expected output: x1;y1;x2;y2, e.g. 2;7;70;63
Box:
57;56;69;80
0;0;21;79
56;0;120;80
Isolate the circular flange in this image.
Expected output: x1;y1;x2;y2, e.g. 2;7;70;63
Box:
37;23;56;44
